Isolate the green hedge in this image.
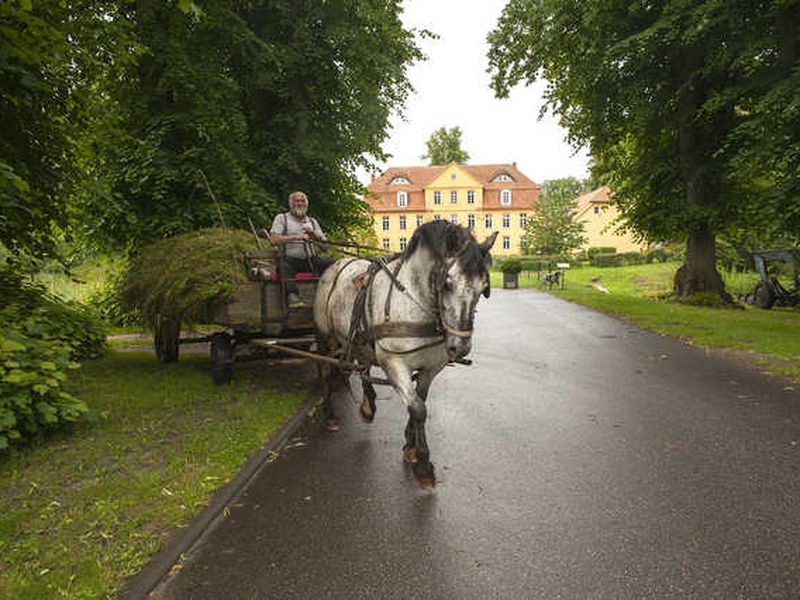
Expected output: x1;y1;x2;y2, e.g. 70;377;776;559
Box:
587;246;617;258
1;265;106;451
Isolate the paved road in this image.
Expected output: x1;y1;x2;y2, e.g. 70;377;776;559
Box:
154;288;800;599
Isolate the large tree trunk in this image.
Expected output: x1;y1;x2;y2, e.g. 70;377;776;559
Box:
672;44;728;300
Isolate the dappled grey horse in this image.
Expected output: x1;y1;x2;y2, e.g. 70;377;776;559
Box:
313;221;497;487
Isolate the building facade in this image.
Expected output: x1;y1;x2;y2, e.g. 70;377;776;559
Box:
575;186;647;252
365;163;540;256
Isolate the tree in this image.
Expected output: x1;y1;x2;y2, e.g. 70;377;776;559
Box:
421;126;470;165
0;0;129;259
488;0;800;300
82;0;424;251
522;177;586;256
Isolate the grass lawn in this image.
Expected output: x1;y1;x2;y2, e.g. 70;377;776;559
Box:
492;262;800;382
0;351;309;600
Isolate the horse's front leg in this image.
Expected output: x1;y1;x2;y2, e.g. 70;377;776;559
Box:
382;358;435;488
402;365;444;462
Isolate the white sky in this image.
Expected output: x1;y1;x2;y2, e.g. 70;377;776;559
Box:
361;0;590;186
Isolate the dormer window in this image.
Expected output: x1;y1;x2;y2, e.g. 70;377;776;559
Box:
500;189;512;205
390;176;410;185
396;191;408;207
492;173;514;183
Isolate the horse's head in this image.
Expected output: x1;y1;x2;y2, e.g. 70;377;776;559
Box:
436;230;498;362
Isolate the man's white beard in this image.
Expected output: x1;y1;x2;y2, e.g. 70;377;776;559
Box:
290;206;307;218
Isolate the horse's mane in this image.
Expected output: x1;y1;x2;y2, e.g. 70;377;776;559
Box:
404;220;487;277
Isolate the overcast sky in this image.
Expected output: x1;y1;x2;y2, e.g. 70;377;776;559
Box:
362;0;590;186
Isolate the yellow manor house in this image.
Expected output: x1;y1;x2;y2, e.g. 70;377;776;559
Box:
364;162;540;256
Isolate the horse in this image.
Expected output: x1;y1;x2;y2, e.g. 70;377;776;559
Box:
313;220;497;487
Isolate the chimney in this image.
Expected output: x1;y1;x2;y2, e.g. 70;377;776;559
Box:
513;161;517;168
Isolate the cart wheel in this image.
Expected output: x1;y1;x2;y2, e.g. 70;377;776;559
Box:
753;281;775;309
210;332;234;384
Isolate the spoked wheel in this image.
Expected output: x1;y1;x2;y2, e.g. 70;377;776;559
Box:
210;332;234;384
753;281;776;309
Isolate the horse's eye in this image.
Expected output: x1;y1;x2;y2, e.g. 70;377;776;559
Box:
443;277;453;291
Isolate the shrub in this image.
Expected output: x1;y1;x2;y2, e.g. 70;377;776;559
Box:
587;246;617;258
0;265;105;450
589;253;622;267
499;256;523;273
617;251;646;266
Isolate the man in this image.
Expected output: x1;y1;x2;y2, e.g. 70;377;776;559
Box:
269;191;332;307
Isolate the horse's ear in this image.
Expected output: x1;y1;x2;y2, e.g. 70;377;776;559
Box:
480;231;498;254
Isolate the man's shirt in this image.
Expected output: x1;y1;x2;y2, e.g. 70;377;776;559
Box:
270;212;326;259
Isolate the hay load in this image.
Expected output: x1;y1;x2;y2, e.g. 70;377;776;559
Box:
123;228;261;361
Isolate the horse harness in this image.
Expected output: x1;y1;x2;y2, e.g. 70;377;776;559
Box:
325;247;476;369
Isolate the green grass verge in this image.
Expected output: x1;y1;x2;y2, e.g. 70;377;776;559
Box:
0;351;308;599
492;262;800;382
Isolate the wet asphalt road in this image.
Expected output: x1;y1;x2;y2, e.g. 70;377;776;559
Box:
154;288;800;599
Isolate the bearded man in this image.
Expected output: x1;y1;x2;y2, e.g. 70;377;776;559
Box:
269;191;332;307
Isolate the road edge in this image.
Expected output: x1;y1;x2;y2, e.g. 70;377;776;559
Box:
118;384;321;600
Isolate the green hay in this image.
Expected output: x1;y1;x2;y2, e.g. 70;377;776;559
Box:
123;228;258;327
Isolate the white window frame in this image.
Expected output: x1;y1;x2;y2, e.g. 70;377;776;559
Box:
502;213;510;228
450;190;458;204
381;216;390;231
467;190;475;204
434;214;441;221
433;191;441;205
450;214;458;225
397;191;408;207
467;214;475;229
416;215;423;227
485;213;493;228
520;213;527;227
503;236;510;250
399;215;406;230
382;238;390;250
493;173;513;183
500;189;512;205
399;237;407;251
390;176;409;185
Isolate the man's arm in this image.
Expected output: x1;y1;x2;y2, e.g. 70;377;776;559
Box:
268;214;308;247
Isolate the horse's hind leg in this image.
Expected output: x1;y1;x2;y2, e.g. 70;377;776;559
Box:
359;376;377;423
317;340;340;432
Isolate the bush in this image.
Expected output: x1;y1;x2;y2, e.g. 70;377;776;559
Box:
498;256;523;274
0;265;105;450
587;246;617;258
617;251;646;266
589;253;622;267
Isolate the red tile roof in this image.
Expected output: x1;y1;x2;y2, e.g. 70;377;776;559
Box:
365;163;541;212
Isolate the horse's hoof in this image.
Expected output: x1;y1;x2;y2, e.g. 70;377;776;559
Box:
413;461;435;487
325;418;340;432
415;476;436;489
403;447;417;463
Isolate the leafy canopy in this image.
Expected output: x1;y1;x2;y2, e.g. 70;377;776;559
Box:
488;0;800;294
421;126;470;165
523;177;586;257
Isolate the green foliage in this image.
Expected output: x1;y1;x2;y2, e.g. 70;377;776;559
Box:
522;177;586;256
122;228;254;328
587;246;617;258
421;126;470;165
83;0;424;252
488;0;800;294
0;265;106;450
0;0;133;258
499;256;523;274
